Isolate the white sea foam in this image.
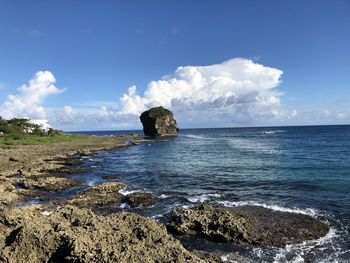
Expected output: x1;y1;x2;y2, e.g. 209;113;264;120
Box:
220;253;252;263
226;137;279;154
217;200;318;216
263;130;286;134
152;214;164;220
159;194;170;199
182;134;208;140
187;193;221;203
118;189;140;196
119;203;130;209
252;247;263;258
220;228;339;263
87;178;98;187
273;227;338;263
163;202;196;214
220;254;234;262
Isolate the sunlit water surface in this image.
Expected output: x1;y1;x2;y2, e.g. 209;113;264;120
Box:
72;126;350;262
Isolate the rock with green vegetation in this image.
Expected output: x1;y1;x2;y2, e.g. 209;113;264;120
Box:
140;106;179;136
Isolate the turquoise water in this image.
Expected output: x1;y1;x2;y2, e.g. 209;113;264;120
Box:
76;126;350;262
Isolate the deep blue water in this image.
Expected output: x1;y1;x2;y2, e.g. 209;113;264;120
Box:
73;126;350;263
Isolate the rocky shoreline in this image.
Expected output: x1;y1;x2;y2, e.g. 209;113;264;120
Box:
0;135;330;262
0;135;141;205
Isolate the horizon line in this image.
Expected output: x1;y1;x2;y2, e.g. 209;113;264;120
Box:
66;123;350;133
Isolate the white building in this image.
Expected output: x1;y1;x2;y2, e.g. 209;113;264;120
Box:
29;119;52;132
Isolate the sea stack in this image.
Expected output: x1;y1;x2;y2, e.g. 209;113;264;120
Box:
140;106;179;136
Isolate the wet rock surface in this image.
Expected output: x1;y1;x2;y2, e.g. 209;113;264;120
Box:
140;106;179;136
0;180;20;205
17;176;82;192
125;192;156;208
168;204;329;248
0;136;219;262
0;205;210;263
66;182;156;210
0;135;141;206
66;182;127;208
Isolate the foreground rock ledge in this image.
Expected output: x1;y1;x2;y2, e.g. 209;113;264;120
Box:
0;205;210;263
168;204;329;248
0;135;141;206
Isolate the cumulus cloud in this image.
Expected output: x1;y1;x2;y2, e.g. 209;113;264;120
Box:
295;109;349;122
0;71;64;119
54;106;85;125
101;58;286;127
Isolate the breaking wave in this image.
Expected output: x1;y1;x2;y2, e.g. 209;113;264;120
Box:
217;200;318;217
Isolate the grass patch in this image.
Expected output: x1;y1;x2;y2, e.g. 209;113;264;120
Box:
0;133;88;149
0;117;88;149
0;133;87;149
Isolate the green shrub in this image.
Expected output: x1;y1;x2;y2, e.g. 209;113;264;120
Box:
0;117;11;134
48;128;62;137
148;106;173;118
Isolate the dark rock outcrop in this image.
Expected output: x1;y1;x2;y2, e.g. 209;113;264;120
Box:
125;192;156;208
140;106;179;136
168;204;329;248
0;180;20;205
0;205;210;263
66;182;127;208
66;182;156;210
17;177;82;192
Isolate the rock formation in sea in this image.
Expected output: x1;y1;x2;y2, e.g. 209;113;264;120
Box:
168;204;329;248
140;106;179;136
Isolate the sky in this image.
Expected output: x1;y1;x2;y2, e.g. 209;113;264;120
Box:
0;0;349;131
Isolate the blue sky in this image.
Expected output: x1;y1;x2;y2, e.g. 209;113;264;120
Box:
0;0;349;131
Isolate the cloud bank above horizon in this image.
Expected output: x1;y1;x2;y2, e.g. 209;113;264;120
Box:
0;71;64;120
0;58;348;130
99;58;289;128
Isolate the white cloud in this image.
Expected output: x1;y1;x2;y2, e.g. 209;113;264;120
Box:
54;106;85;125
294;109;349;122
101;58;286;127
0;71;64;120
3;62;348;131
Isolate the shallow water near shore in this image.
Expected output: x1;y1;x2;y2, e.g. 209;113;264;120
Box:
73;126;350;262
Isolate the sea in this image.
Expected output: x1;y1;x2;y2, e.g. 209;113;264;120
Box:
71;125;350;263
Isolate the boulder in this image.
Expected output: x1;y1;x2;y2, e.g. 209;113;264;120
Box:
0;205;210;263
17;177;82;192
0;180;20;205
66;183;157;211
125;192;156;208
168;204;329;248
140;106;179;136
67;182;127;208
